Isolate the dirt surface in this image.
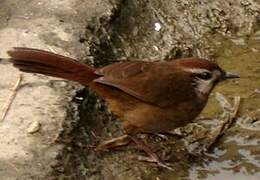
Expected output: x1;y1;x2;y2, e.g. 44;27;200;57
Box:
1;0;260;180
0;0;108;179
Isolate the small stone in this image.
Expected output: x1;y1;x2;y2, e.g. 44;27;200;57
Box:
27;121;41;134
154;22;162;32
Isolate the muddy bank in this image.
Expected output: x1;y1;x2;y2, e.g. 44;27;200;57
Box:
0;0;106;179
53;0;260;180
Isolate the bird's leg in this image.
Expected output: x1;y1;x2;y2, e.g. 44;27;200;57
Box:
128;135;173;170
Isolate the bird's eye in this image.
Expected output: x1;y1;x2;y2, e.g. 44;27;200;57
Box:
196;72;212;80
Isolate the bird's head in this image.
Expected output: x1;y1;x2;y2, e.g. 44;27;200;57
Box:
174;58;239;97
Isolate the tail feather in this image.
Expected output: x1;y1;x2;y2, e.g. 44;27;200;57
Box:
7;47;99;85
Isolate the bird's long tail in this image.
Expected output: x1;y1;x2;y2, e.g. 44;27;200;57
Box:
7;47;98;85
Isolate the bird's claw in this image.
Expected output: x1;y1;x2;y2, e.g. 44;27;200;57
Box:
135;155;174;170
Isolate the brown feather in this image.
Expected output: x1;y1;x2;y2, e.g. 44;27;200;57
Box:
94;61;197;107
173;58;222;71
8;47;98;85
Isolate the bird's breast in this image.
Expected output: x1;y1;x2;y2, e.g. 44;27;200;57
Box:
122;98;206;134
89;82;207;134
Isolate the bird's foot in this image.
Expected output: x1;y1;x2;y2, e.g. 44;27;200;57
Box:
135;154;173;170
129;135;173;170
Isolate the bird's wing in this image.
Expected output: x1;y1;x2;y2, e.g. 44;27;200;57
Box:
94;61;186;107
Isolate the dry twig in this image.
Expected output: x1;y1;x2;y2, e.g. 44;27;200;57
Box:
206;93;241;150
47;46;57;54
0;74;23;122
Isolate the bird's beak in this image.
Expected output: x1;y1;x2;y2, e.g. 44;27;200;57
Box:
221;72;240;80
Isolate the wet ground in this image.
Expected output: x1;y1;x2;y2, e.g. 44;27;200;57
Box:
0;0;260;179
0;0;100;179
185;31;260;180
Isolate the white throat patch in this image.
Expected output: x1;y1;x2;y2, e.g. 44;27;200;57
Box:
193;78;214;95
183;68;221;96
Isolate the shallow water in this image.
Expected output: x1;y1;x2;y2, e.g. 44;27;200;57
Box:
184;30;260;180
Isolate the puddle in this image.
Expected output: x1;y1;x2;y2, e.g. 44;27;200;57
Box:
179;31;260;180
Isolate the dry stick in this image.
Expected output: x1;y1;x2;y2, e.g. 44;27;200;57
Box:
206;96;241;150
96;134;131;150
0;74;23;122
47;46;57;54
217;96;240;134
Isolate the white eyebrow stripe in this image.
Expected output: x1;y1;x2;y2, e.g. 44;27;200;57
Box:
183;68;210;74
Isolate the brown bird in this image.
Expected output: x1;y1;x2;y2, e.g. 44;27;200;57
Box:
7;47;239;169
